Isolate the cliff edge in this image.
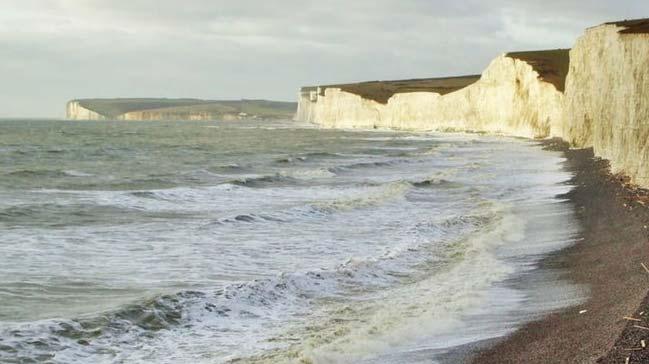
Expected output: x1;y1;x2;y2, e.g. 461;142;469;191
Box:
297;49;568;139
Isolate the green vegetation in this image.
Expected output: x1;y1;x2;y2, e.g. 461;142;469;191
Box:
312;75;481;104
218;100;297;117
303;48;571;102
72;98;296;120
74;98;215;118
505;49;570;91
607;18;649;34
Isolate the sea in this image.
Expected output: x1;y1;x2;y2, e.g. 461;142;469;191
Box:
0;119;585;363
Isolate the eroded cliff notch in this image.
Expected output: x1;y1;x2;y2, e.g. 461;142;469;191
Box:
505;49;570;91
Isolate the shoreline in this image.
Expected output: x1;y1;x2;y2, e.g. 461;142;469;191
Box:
459;139;649;363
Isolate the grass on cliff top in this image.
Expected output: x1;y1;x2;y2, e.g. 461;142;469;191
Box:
314;75;481;104
304;48;571;102
505;49;570;92
125;100;297;118
73;98;296;118
606;18;649;34
74;98;215;118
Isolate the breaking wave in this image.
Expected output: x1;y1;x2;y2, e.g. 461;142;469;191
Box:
0;204;503;363
0;120;581;364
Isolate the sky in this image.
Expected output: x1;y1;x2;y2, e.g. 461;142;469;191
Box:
0;0;646;118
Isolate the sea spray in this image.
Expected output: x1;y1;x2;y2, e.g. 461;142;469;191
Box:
0;119;583;363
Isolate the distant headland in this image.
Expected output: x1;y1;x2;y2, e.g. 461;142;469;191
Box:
66;98;296;121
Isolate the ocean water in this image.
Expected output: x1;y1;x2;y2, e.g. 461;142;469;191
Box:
0;119;584;363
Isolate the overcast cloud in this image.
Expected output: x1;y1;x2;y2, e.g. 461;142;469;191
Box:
0;0;646;117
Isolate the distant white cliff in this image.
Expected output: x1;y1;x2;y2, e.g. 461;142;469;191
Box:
66;99;297;121
66;101;106;120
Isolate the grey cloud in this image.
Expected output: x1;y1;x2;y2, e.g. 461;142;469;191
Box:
0;0;646;117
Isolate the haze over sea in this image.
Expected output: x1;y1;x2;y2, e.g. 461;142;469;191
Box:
0;119;583;363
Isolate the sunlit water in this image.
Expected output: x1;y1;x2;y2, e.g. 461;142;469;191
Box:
0;119;584;363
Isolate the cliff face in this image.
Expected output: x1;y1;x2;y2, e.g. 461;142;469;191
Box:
296;87;319;123
297;20;649;188
299;53;566;139
564;23;649;186
66;101;106;120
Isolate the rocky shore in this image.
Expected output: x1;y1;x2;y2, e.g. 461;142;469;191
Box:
470;140;649;363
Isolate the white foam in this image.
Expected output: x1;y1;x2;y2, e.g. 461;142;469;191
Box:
0;129;583;364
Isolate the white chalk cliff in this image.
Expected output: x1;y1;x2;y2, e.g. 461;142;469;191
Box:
298;54;564;139
563;23;649;187
66;101;106;121
296;20;649;188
